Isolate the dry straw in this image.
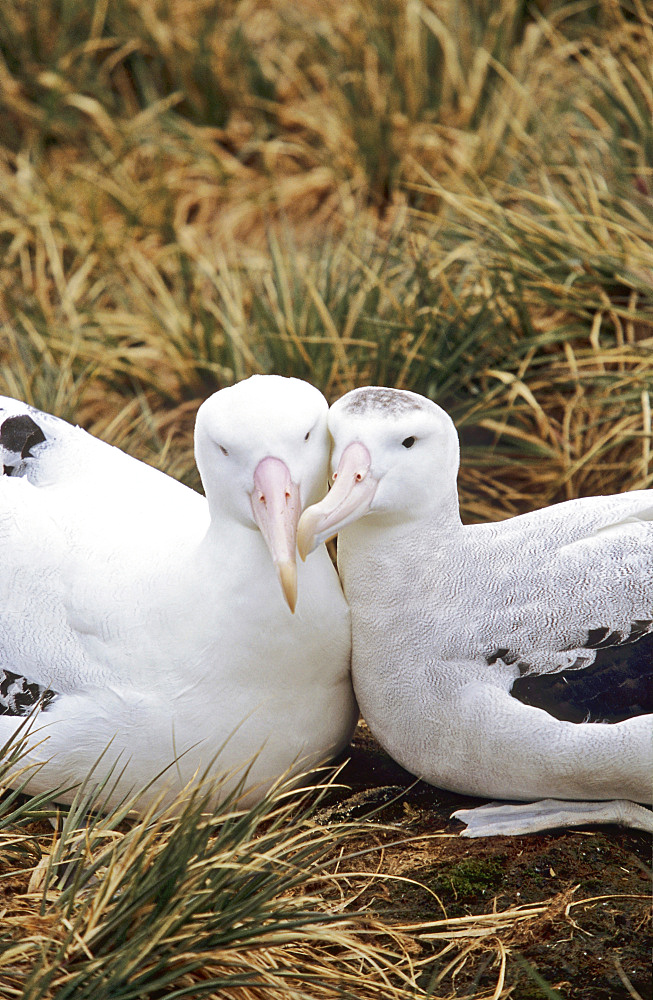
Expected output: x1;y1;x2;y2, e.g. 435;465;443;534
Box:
0;1;651;996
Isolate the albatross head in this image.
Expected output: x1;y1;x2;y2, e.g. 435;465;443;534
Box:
195;375;330;611
297;386;460;558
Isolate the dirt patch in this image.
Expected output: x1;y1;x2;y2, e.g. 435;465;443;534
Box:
320;723;652;999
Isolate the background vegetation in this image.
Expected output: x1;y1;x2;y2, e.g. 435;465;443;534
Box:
0;1;651;997
1;0;651;516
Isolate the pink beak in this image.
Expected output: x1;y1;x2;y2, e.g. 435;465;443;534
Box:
251;457;301;612
297;442;377;560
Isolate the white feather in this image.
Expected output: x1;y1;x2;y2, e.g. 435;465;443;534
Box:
305;386;653;836
0;377;356;812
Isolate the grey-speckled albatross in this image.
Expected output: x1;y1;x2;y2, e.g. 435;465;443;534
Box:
0;376;356;813
297;386;653;837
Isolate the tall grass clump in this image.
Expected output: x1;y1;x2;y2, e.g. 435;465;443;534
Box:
1;2;650;518
0;3;651;996
2;735;648;1000
0;743;430;1000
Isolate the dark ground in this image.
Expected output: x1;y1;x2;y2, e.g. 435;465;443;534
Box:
0;723;649;1000
321;724;652;1000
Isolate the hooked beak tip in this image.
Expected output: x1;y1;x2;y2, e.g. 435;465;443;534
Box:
297;510;320;562
278;561;297;613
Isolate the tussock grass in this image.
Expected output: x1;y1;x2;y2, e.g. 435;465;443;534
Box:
3;739;645;1000
0;1;651;996
0;751;420;1000
1;1;650;511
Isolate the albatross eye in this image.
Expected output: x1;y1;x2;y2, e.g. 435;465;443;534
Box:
304;430;310;441
402;436;416;449
219;444;229;456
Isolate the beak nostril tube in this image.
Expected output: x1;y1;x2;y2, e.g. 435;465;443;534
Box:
251;456;301;612
297;441;377;560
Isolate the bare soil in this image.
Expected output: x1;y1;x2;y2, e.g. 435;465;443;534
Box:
321;724;652;1000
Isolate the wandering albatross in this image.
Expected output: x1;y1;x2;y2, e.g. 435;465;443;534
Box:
0;376;356;813
297;386;653;837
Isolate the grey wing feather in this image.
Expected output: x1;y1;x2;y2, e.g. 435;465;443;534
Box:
493;496;653;720
474;490;651;659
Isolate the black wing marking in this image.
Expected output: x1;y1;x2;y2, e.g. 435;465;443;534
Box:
584;619;653;648
1;413;47;477
486;647;520;666
0;670;58;716
511;629;653;723
487;619;653;676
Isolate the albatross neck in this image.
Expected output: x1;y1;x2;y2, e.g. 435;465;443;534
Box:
338;482;463;556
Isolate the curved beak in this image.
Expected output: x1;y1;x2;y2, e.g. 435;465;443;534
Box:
297;442;377;560
251;457;300;612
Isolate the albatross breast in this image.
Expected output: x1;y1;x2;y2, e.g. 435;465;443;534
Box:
0;378;356;812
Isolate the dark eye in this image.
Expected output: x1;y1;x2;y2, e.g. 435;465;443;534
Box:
304;430;310;441
219;445;229;456
402;436;416;449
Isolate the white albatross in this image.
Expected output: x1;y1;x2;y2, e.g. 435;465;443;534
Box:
0;375;356;812
297;386;653;837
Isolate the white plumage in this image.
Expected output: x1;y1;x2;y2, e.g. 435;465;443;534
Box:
0;375;356;812
298;386;653;837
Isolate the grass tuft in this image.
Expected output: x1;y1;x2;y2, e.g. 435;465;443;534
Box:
0;1;651;995
0;757;426;1000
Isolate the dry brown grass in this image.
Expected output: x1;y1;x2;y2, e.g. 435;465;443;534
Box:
1;1;651;512
2;769;647;1000
0;2;651;996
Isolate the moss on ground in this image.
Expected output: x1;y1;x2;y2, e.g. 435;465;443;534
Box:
326;724;652;1000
